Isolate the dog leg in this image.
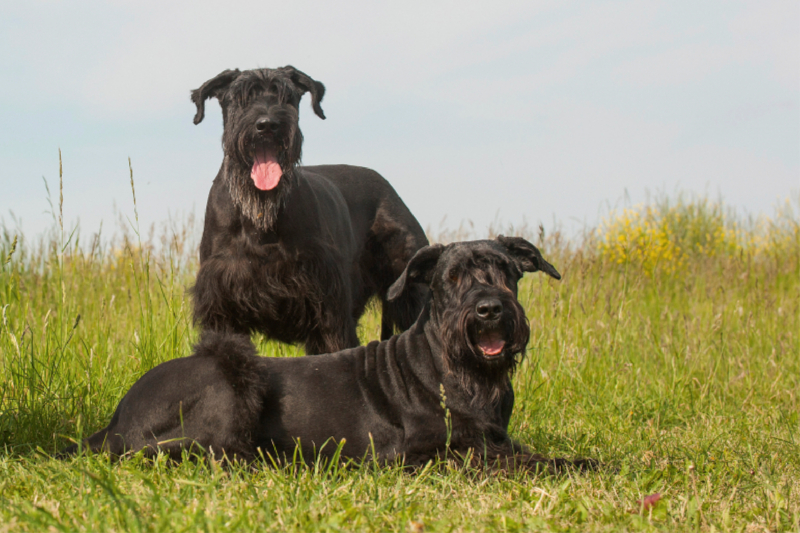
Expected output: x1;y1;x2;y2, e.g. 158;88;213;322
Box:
59;426;126;458
479;441;599;475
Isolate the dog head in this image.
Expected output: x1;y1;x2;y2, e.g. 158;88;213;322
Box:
191;66;326;230
388;236;561;400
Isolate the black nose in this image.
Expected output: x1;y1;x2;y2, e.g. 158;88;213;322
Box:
476;299;502;320
255;117;278;133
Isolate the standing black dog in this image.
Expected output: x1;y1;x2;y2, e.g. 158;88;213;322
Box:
63;237;580;471
191;66;428;354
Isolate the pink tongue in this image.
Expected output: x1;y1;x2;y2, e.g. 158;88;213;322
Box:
479;337;505;356
251;147;282;190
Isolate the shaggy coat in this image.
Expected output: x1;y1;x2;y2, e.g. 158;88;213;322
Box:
191;66;428;354
64;237;584;471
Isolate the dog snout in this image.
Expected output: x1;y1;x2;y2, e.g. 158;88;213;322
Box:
475;298;503;320
255;117;279;134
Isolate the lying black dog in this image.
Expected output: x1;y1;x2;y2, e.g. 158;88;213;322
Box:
63;237;577;471
191;66;428;354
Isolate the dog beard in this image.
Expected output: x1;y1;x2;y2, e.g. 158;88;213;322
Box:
437;295;530;406
222;156;294;232
221;104;303;232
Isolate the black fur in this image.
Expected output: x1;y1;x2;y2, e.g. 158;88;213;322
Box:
62;237;592;472
191;66;428;354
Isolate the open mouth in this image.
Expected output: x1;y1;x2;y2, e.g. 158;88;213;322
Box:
476;329;506;358
250;145;282;191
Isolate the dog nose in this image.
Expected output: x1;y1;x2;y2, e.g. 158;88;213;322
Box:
476;299;503;320
255;117;277;133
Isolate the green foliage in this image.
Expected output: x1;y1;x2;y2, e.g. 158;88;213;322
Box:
0;188;798;531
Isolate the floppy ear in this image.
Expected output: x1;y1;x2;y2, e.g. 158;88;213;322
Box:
496;235;561;280
279;65;326;119
386;244;445;301
191;69;241;125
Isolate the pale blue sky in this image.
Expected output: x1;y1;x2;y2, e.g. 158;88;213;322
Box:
1;1;798;240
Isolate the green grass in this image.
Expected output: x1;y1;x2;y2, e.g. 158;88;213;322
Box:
0;181;798;531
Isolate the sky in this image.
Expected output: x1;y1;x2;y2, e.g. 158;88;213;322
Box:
1;0;798;242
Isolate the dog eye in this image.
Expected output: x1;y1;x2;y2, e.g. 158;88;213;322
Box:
449;271;459;283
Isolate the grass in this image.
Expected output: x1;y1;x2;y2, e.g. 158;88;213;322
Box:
0;167;798;531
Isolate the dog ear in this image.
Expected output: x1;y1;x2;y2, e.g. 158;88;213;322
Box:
191;69;241;125
387;244;445;301
280;66;326;120
496;235;561;280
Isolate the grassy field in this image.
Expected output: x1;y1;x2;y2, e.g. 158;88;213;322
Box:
0;181;798;531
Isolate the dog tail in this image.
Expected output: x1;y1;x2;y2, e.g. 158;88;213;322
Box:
194;330;266;420
193;330;258;360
